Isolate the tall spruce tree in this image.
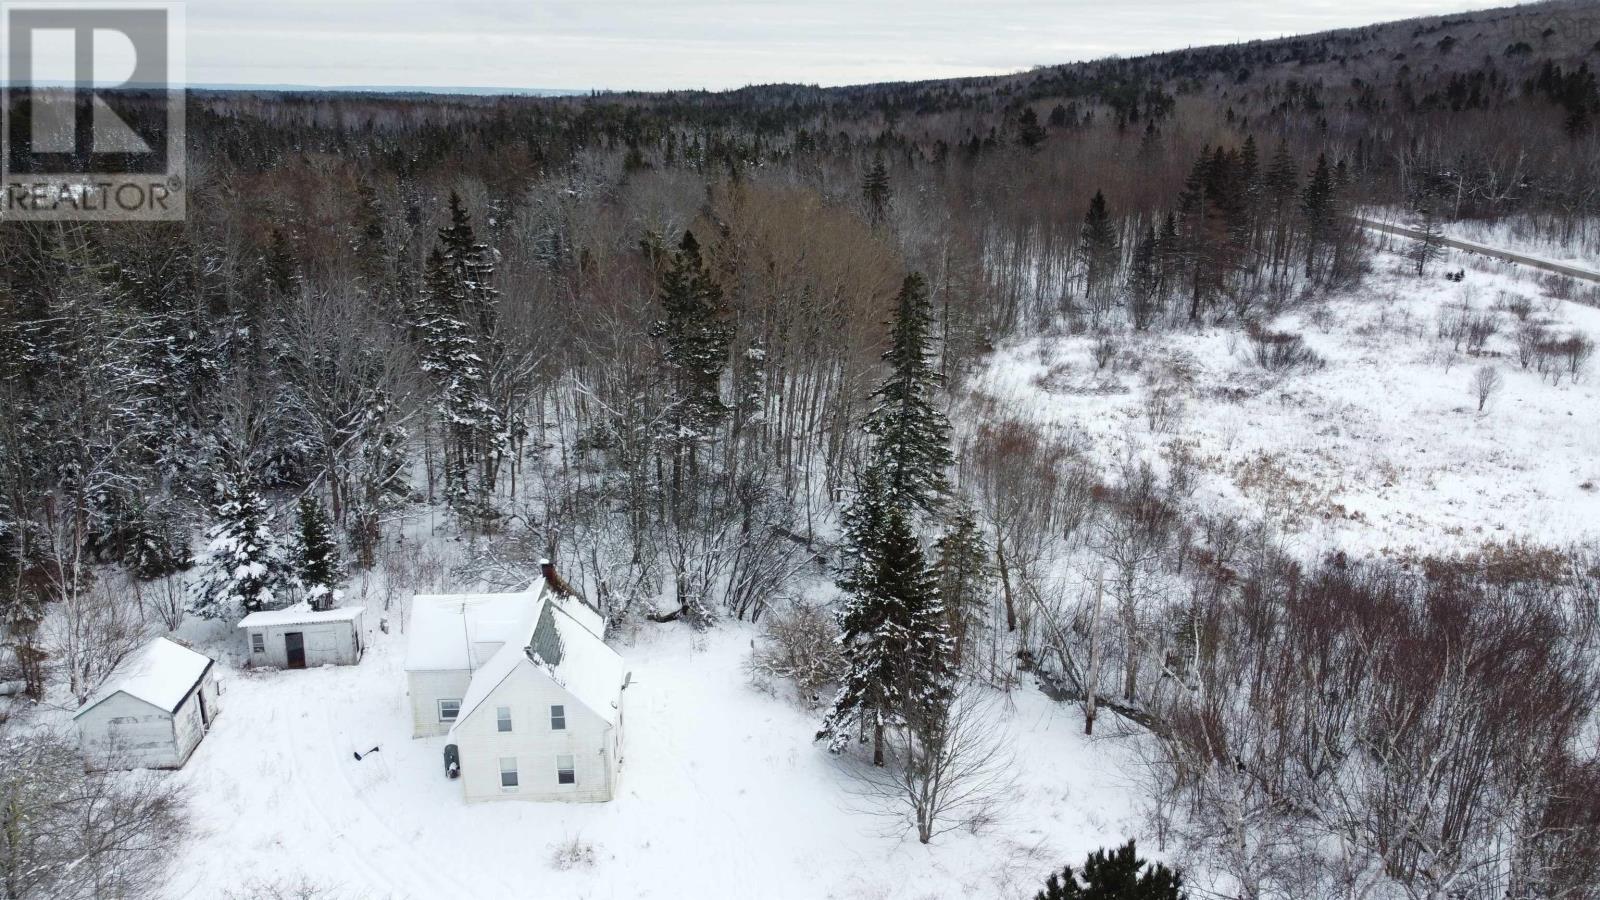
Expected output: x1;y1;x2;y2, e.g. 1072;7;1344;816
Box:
1302;153;1337;278
190;474;296;620
818;478;952;766
1264;141;1300;283
296;495;341;610
438;192;501;337
417;247;489;509
862;155;891;228
652;231;732;450
1080;190;1121;316
864;274;952;515
1127;224;1161;331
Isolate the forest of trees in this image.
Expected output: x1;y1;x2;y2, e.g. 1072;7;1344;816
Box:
2;2;1600;897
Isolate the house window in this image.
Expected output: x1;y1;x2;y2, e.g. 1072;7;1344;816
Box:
437;699;461;722
500;757;518;789
556;754;575;785
496;706;513;732
250;633;265;653
550;705;566;730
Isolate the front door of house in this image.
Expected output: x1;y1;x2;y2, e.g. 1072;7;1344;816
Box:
285;632;306;669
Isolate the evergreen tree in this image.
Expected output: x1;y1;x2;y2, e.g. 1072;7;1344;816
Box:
862;154;892;228
1080;190;1121;316
438;192;501;337
1410;201;1448;277
819;476;952;766
864;274;952;515
651;231;735;623
1265;140;1300;208
1239;134;1261;208
1035;840;1185;900
190;474;296;620
295;495;342;610
1015;107;1048;151
417;247;489;509
1264;141;1301;283
1302;153;1337;278
1126;224;1161;331
652;231;733;450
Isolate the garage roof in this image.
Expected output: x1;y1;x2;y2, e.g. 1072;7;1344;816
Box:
237;605;366;628
73;637;213;717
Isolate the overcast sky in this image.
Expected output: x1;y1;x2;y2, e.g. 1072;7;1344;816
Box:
184;0;1519;92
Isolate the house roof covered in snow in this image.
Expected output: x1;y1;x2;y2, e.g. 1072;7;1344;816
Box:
404;585;547;672
447;589;625;733
404;579;606;672
73;637;213;718
237;605;366;629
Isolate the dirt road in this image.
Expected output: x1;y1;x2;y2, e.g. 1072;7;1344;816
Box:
1354;217;1600;284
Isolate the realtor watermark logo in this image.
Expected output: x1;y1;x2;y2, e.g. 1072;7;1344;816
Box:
1;1;185;221
1509;13;1600;43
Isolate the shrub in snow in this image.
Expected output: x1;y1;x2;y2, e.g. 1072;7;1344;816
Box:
548;836;597;871
1244;323;1324;374
1034;840;1184;899
749;600;843;708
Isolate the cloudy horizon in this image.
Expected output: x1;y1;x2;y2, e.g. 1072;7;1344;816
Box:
180;0;1526;93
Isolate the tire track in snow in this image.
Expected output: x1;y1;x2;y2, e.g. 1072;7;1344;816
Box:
272;678;462;900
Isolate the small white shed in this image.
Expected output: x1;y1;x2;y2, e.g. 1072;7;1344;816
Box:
73;637;221;770
238;606;366;669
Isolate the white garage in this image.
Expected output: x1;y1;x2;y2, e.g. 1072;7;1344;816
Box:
238;605;366;669
73;637;221;770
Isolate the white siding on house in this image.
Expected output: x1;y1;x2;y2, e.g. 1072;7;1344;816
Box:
450;664;619;803
407;670;472;738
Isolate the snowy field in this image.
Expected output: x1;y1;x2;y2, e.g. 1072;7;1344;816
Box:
148;601;1135;900
968;244;1600;559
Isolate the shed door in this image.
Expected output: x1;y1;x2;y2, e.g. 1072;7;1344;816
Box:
284;632;306;669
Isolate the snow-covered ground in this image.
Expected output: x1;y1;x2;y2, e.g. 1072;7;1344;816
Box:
968;246;1600;559
149;594;1135;900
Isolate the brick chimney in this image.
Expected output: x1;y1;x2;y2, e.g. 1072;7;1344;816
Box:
539;558;574;597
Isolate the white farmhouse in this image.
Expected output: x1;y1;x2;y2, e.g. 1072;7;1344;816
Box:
238;605;365;668
404;570;626;802
73;637;222;770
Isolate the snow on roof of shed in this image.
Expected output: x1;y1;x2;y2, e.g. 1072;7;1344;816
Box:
450;593;625;732
237;605;366;628
73;637;213;718
403;583;548;672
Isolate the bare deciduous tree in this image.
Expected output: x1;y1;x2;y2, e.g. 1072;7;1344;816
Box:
0;730;188;900
845;684;1013;844
1473;365;1503;412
